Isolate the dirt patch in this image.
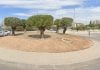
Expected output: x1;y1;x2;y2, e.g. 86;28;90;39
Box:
0;32;93;53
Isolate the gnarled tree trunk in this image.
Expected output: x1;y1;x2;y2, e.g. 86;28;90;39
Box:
23;26;26;33
63;27;67;34
39;27;45;38
11;27;16;36
24;29;26;33
56;26;59;33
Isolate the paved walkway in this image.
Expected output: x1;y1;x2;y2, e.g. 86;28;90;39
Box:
0;31;100;66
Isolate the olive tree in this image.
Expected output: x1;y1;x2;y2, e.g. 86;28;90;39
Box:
61;17;73;34
54;19;61;33
27;15;53;38
4;17;21;36
20;19;27;32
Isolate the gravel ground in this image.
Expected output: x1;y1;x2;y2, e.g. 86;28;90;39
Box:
0;31;92;53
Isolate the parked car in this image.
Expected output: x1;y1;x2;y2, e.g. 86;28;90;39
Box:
0;30;11;36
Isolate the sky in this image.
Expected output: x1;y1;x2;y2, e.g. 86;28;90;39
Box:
0;0;100;24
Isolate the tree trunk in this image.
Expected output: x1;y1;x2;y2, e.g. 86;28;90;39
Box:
23;26;26;33
40;30;44;38
39;27;45;38
56;26;59;33
63;27;67;34
11;27;16;36
24;29;26;33
76;28;79;32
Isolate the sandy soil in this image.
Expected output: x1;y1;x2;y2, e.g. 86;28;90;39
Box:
0;31;92;53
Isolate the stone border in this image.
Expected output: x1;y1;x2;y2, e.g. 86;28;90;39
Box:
61;38;73;43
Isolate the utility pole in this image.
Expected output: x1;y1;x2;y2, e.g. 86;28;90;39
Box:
73;8;76;33
73;8;76;27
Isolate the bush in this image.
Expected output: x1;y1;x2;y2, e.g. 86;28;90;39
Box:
16;26;24;31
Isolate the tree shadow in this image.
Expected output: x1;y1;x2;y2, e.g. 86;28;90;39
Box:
57;33;69;35
57;33;63;35
28;34;51;39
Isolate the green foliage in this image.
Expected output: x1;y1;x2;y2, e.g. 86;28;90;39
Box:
26;25;37;31
87;20;100;30
27;15;53;28
20;19;27;29
27;15;54;38
61;17;73;27
96;24;100;29
16;26;24;31
4;17;21;28
4;26;11;31
0;26;2;30
54;19;62;33
4;17;21;35
26;24;33;31
60;17;73;34
76;25;86;30
89;21;94;28
54;19;61;27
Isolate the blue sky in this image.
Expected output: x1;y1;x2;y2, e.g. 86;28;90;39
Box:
0;0;100;24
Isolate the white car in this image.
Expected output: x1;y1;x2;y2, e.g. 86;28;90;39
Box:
0;30;11;36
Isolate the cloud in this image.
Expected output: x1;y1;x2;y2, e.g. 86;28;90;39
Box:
0;0;85;9
12;13;31;17
1;0;100;24
91;7;100;13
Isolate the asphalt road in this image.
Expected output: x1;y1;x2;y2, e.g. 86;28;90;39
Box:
90;32;100;41
0;32;100;70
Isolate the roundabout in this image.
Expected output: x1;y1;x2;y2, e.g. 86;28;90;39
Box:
0;32;92;53
0;31;99;70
